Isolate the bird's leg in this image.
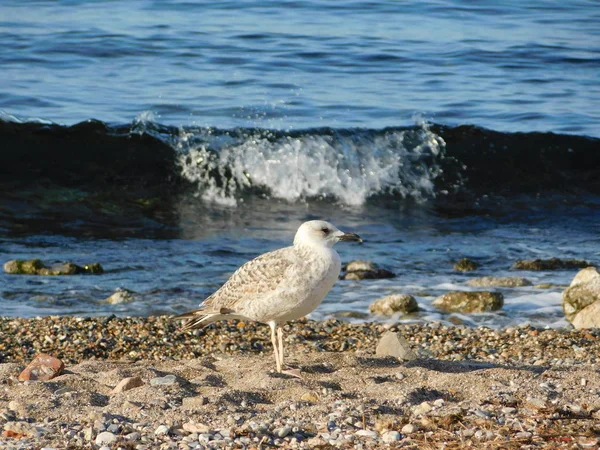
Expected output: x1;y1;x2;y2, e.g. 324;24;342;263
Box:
269;322;281;372
278;325;302;378
277;326;284;368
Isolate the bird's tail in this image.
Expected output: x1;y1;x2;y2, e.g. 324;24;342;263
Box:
174;309;239;331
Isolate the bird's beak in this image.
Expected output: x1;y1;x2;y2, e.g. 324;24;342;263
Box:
338;232;362;243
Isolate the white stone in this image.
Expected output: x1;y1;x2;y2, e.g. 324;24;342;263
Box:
382;431;401;442
154;425;170;436
95;431;117;446
355;429;378;438
401;424;417;434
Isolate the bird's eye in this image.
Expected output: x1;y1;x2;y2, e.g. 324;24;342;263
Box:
321;227;329;234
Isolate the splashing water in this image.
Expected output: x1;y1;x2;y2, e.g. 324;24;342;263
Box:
177;123;446;207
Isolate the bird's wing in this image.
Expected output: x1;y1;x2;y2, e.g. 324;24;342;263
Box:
200;246;296;313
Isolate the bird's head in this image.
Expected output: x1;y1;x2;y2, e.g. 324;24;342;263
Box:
293;220;362;249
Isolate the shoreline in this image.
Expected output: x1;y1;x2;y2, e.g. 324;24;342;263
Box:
0;316;599;449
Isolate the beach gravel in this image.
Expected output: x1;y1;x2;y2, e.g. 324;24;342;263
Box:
0;316;599;449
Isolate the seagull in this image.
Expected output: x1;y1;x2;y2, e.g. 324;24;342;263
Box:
175;220;362;374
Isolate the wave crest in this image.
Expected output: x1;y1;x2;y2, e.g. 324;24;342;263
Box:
177;123;446;206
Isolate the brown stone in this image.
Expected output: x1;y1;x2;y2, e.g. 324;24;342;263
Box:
18;353;64;381
110;376;144;394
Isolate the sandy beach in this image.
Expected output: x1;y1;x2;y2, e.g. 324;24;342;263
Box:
0;317;599;449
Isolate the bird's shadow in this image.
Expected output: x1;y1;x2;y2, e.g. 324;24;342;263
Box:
403;358;547;375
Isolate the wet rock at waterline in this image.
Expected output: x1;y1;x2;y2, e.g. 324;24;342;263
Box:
369;294;419;316
453;258;480;272
512;258;590;271
433;291;504;313
467;276;532;288
3;259;103;275
562;267;600;321
341;260;395;280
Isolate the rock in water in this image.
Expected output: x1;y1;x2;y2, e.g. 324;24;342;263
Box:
512;258;590;271
467;276;532;287
103;288;136;304
369;294;419;316
345;260;376;272
342;260;395;280
3;259;103;275
572;301;600;329
562;267;600;321
453;258;479;272
375;331;417;361
433;291;503;313
18;353;65;381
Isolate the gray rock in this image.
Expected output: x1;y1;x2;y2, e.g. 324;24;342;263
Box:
275;426;291;438
369;294;419;316
512;257;590;271
572;300;600;329
125;431;141;441
562;267;600;320
382;431;401;442
106;424;120;434
150;374;177;386
375;331;417;361
95;431;117;446
355;429;378;438
467;276;532;287
433;291;503;313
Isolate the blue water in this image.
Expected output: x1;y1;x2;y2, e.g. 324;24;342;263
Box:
1;0;599;135
1;0;600;327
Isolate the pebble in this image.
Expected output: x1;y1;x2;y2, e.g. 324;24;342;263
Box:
95;431;117;446
154;425;170;436
126;431;141;441
473;409;491;419
382;431;401;442
111;376;144;394
401;424;417;434
355;429;378;438
413;402;433;415
150;374;177;386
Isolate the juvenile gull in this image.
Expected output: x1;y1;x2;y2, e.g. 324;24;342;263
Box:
175;220;362;373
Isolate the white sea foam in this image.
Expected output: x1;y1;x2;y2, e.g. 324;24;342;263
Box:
176;122;445;207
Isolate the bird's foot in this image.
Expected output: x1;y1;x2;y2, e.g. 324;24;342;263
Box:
280;367;302;378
